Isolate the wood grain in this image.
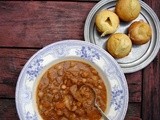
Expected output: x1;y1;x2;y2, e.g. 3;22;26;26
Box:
142;53;160;120
143;0;160;18
125;117;142;120
142;0;160;119
0;48;37;98
0;99;19;120
0;0;159;119
126;72;142;102
0;1;95;48
126;103;141;118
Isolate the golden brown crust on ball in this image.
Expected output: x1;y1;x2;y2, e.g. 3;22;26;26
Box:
95;10;119;37
106;33;132;58
128;21;152;45
115;0;141;22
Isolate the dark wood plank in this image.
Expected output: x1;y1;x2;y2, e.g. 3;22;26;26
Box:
143;0;160;18
125;102;141;118
125;117;142;120
0;99;19;120
142;0;160;119
0;48;37;98
0;1;95;48
126;72;142;102
0;0;157;48
142;53;160;120
0;1;159;48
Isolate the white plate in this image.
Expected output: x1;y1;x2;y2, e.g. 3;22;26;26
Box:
15;40;128;120
84;0;160;73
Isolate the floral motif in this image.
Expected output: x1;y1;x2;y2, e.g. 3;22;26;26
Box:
25;112;37;120
76;46;100;61
51;44;68;57
111;85;124;111
23;91;31;100
26;58;43;80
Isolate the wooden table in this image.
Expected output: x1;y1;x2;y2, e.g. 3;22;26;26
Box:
0;0;159;120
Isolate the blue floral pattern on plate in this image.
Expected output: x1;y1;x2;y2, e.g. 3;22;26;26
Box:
16;40;128;120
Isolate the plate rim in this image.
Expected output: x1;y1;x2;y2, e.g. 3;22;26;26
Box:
84;0;160;73
15;40;129;120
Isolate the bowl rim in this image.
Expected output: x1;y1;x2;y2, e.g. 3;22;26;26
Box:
15;40;129;120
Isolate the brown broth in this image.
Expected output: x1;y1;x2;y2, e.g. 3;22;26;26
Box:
36;60;107;120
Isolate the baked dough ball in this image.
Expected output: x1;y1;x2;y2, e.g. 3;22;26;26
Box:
115;0;141;22
128;20;152;45
95;10;119;37
106;33;132;58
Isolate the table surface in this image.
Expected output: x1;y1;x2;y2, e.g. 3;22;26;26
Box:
0;0;159;120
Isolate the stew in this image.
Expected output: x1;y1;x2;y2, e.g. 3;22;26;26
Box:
36;60;107;120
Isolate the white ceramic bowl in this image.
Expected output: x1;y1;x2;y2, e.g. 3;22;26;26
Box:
16;40;128;120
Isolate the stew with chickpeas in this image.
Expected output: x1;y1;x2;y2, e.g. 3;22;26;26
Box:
36;60;107;120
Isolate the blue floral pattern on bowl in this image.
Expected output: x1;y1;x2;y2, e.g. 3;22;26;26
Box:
16;40;128;120
76;46;100;61
26;58;43;80
25;112;37;120
111;85;124;111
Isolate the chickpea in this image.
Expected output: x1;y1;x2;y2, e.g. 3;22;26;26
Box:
92;76;98;81
82;78;86;83
98;85;102;89
71;61;76;67
57;65;62;70
39;105;43;110
38;91;43;97
92;70;98;75
58;69;63;76
81;72;89;78
72;106;77;111
61;84;66;89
